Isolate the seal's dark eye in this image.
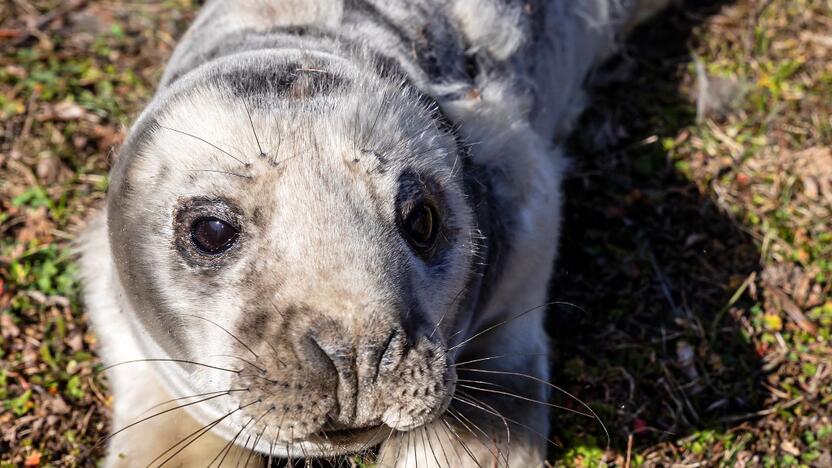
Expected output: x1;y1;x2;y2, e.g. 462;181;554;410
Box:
190;218;239;254
401;200;440;258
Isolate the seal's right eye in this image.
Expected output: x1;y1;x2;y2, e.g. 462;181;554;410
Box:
190;218;239;254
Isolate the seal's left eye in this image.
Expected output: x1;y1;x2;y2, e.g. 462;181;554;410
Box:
400;199;440;259
190;218;239;254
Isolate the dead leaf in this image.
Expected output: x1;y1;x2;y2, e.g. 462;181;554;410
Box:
55;100;86;120
16;206;55;245
765;284;818;335
780;439;800;456
793;147;832;205
24;450;41;466
36;151;62;184
1;313;20;339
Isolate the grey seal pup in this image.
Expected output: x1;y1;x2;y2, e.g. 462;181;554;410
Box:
79;0;668;466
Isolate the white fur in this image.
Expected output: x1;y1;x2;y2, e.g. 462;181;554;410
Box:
81;1;669;466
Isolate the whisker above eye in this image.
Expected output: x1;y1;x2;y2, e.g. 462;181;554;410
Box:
242;100;266;158
159;125;250;167
188;169;252;179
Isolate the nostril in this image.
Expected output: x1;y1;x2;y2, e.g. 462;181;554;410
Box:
297;334;338;374
299;332;358;423
377;327;406;375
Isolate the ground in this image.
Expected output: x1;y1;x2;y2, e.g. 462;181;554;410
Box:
0;0;830;467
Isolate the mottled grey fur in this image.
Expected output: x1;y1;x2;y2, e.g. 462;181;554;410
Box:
79;0;668;466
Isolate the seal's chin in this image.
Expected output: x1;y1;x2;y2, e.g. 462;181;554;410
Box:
260;424;391;457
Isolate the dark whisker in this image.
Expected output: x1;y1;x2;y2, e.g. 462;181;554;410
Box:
407;429;416;468
267;437;275;468
298;431;311;464
457;383;592;418
447;407;506;466
101;358;241;374
436;417;467;467
183;314;259;360
449;301;581;352
458;368;609;444
426;423;452;468
210;354;266;374
440;417;484;468
141;388;249;415
211;416;255;468
189;169;252;179
419;426;440;468
454;391;511;462
160;125;249;166
272;153;300;166
235;433;254;468
453;392;561;451
451;352;548;368
245;427;267;468
270;132;283;166
152;399;260;468
237;405;272;468
100;392;233;447
287;427;295;467
242;100;266;157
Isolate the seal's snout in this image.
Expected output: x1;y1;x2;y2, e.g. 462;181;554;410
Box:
235;316;454;447
298;323;452;430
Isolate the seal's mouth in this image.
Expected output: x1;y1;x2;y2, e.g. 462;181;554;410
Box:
310;424;386;445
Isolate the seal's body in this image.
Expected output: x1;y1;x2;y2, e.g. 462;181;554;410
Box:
80;1;666;466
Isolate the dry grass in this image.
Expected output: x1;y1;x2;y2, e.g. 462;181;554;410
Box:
1;0;829;466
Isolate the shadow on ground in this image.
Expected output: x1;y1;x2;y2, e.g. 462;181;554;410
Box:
545;0;764;461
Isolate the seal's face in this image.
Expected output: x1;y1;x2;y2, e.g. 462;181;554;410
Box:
107;66;479;455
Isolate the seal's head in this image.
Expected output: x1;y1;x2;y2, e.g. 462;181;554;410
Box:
107;52;481;455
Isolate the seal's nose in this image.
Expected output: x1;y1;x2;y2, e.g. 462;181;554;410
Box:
297;325;411;424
